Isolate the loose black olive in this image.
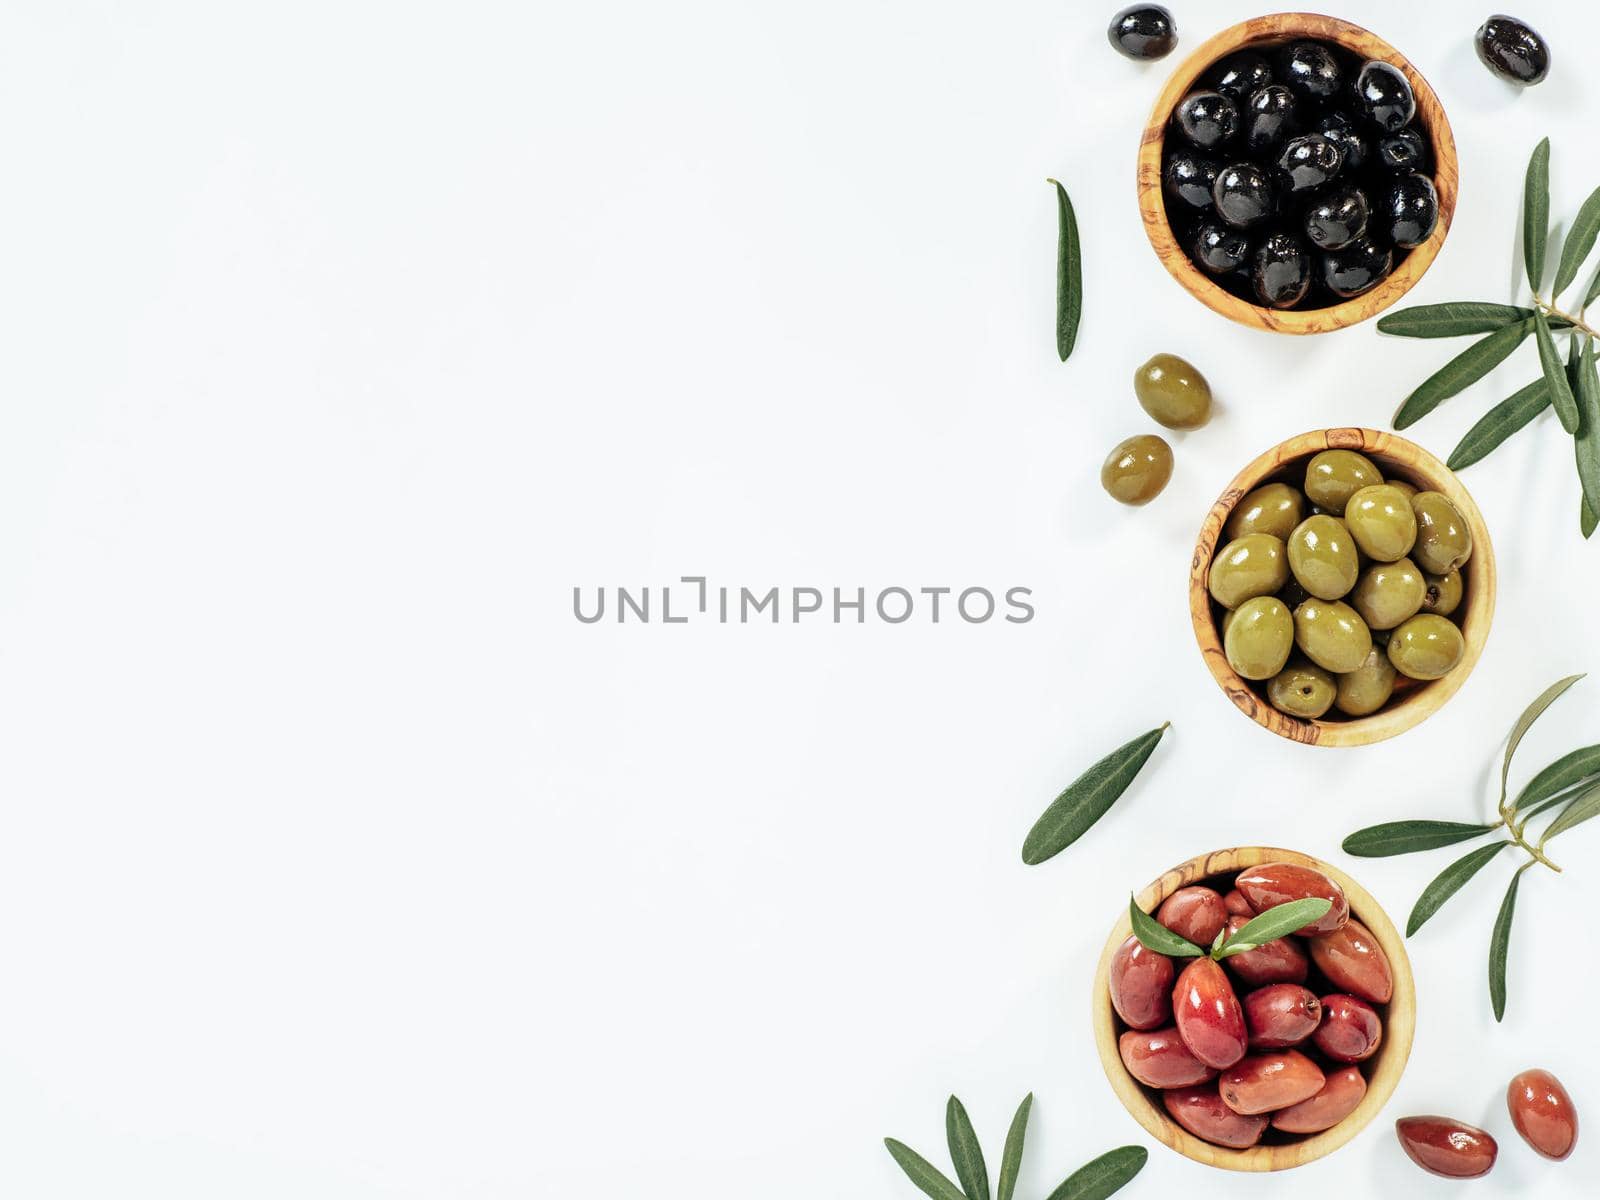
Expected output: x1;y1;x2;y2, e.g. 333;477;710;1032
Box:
1108;5;1178;61
1475;14;1550;85
1279;41;1342;99
1354;61;1415;131
1213;162;1276;229
1212;51;1273;100
1377;127;1430;172
1304;186;1370;250
1253;232;1311;308
1318;112;1368;172
1175;90;1239;149
1322;235;1394;297
1244;84;1298;153
1277;133;1344;193
1163;151;1220;211
1385;171;1439;248
1192;222;1251;274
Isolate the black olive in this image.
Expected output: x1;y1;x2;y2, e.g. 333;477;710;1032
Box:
1318;112;1368;172
1354;61;1415;131
1175;90;1239;149
1211;51;1273;100
1321;235;1394;297
1244;84;1298;153
1108;5;1178;61
1475;14;1550;85
1213;162;1276;229
1162;150;1220;211
1385;171;1439;248
1277;133;1344;193
1192;222;1251;274
1377;126;1431;172
1279;41;1342;99
1253;232;1311;308
1304;186;1370;250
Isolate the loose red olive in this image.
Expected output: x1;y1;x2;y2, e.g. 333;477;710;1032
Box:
1219;914;1309;987
1507;1068;1579;1161
1110;934;1175;1030
1219;1050;1326;1115
1157;885;1229;947
1308;918;1393;1004
1233;862;1349;934
1272;1066;1368;1134
1313;993;1383;1063
1244;983;1321;1049
1173;956;1248;1070
1395;1116;1498;1178
1163;1085;1269;1148
1222;888;1253;916
1119;1027;1218;1089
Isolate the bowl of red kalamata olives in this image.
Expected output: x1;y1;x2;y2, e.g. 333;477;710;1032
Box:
1093;847;1415;1170
1137;13;1457;333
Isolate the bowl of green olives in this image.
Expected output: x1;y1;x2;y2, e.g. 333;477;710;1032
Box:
1137;13;1457;334
1190;428;1494;746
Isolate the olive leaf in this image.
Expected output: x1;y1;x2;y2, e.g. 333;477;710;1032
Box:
996;1095;1031;1200
1393;320;1533;429
886;1139;969;1200
1490;864;1531;1022
1377;302;1533;338
1587;256;1600;309
1022;724;1168;865
1586;497;1599;539
1539;778;1600;842
1533;312;1581;433
1448;379;1549;470
1043;1146;1147;1200
1343;820;1502;857
1516;744;1600;811
1047;179;1081;363
1127;895;1204;958
1578;338;1600;517
1407;842;1511;936
1502;674;1587;806
1553;184;1600;297
945;1097;989;1200
1215;897;1331;957
1525;137;1550;292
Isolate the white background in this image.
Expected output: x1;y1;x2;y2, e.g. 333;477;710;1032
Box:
3;1;1599;1196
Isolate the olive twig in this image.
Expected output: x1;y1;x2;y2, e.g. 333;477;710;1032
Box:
1499;799;1562;872
1532;294;1600;341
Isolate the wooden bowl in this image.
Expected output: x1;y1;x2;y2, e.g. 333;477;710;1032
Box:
1137;13;1458;334
1191;428;1494;747
1093;847;1416;1172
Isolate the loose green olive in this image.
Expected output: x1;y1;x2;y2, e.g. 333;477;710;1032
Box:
1304;450;1381;514
1267;660;1337;718
1209;534;1290;608
1387;614;1465;680
1135;353;1213;430
1335;646;1398;716
1411;491;1473;574
1344;484;1418;562
1225;596;1295;680
1421;568;1463;617
1287;515;1360;600
1225;482;1305;541
1293;598;1373;673
1350;558;1425;630
1102;434;1174;505
1384;478;1419;501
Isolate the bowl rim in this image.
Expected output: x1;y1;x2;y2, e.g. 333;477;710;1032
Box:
1091;846;1416;1172
1190;427;1496;747
1136;12;1459;334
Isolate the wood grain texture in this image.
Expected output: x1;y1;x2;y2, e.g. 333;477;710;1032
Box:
1137;13;1458;334
1091;847;1416;1172
1190;428;1494;747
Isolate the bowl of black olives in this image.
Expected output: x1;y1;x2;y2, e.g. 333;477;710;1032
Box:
1189;429;1494;747
1138;13;1457;334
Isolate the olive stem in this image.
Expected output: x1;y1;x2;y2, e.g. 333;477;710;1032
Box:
1533;294;1600;342
1498;806;1562;872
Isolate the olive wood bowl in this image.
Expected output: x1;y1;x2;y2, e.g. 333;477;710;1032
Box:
1137;13;1458;334
1191;428;1494;747
1092;846;1416;1172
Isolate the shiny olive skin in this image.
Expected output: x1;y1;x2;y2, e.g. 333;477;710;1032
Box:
1176;90;1238;150
1211;51;1273;100
1396;1116;1498;1179
1110;934;1175;1030
1304;450;1382;514
1252;232;1311;308
1351;558;1425;630
1387;613;1464;680
1157;885;1229;947
1222;888;1253;916
1192;221;1250;274
1287;514;1359;599
1226;482;1304;541
1213;162;1276;228
1135;352;1212;429
1221;914;1309;987
1219;1050;1325;1116
1277;133;1343;193
1507;1068;1578;1160
1209;534;1289;608
1410;491;1473;573
1335;646;1397;717
1243;84;1297;154
1476;15;1550;86
1309;918;1392;1004
1384;477;1418;501
1102;434;1173;505
1354;60;1415;131
1279;41;1341;99
1318;112;1368;171
1313;993;1383;1063
1119;1027;1216;1088
1234;862;1350;935
1295;598;1373;674
1174;956;1248;1070
1385;171;1438;249
1321;234;1393;297
1304;185;1369;251
1163;150;1220;211
1421;567;1462;616
1164;1086;1268;1148
1224;596;1294;680
1107;5;1177;60
1378;127;1430;172
1273;1066;1367;1134
1244;983;1322;1050
1345;484;1419;562
1267;660;1336;719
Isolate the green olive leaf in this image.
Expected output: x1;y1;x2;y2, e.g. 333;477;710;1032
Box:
1342;820;1502;857
1407;841;1511;936
1577;338;1600;517
1489;864;1531;1022
1209;925;1227;953
1533;312;1580;433
1587;256;1600;309
886;1139;970;1200
1047;178;1081;362
1520;778;1600;824
1553;184;1600;297
1525;137;1550;292
1447;379;1549;470
1393;320;1533;429
945;1097;988;1200
1515;743;1600;811
1022;724;1168;865
995;1094;1031;1200
1215;897;1331;957
1502;675;1587;807
1377;302;1534;338
1128;894;1204;958
1539;778;1600;842
1586;496;1599;539
1043;1146;1148;1200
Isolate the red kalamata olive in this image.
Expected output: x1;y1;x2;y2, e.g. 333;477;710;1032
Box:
1110;934;1175;1030
1163;1085;1270;1148
1308;918;1393;1004
1272;1066;1367;1134
1119;1027;1218;1089
1395;1116;1498;1178
1233;862;1349;934
1222;888;1253;916
1219;1050;1326;1115
1313;993;1383;1063
1219;914;1309;987
1173;956;1248;1070
1244;983;1321;1049
1157;885;1229;947
1507;1068;1578;1160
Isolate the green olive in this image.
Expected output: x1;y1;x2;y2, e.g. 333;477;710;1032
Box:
1225;596;1294;680
1350;558;1426;630
1287;515;1360;600
1385;478;1419;501
1267;659;1337;719
1304;450;1382;514
1293;598;1373;674
1102;434;1174;505
1134;353;1212;430
1208;534;1290;608
1335;646;1398;717
1344;484;1419;562
1411;491;1473;574
1225;482;1305;541
1421;568;1463;617
1387;614;1466;680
